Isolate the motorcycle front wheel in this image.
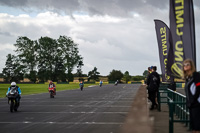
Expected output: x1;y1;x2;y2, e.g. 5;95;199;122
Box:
14;100;19;112
10;99;14;112
50;91;54;98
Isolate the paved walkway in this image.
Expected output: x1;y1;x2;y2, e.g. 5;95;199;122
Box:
149;98;190;133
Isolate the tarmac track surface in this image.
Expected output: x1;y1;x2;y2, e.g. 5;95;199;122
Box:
0;84;139;133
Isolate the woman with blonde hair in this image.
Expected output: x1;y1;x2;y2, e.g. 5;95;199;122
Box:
183;59;200;133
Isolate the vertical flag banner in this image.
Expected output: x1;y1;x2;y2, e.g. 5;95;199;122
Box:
169;0;196;78
154;20;174;82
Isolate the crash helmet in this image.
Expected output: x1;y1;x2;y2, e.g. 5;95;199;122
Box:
11;82;16;86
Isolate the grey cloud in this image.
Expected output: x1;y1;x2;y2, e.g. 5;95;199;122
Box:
0;0;28;7
0;0;169;17
28;0;80;13
0;0;199;18
146;0;168;9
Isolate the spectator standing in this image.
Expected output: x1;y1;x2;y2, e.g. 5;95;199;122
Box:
147;66;160;110
183;59;200;132
144;67;152;84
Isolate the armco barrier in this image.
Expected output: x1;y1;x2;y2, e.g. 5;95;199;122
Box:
95;82;109;84
45;82;57;84
131;81;142;84
84;82;96;84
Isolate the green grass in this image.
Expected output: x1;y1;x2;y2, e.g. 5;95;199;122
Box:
0;83;97;98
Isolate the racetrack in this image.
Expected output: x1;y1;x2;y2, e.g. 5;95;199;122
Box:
0;84;139;133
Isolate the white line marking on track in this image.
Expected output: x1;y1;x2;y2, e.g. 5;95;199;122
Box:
0;121;123;125
5;105;131;107
0;101;133;103
88;85;97;87
5;98;134;100
0;111;128;114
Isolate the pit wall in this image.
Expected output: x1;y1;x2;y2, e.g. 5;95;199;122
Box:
121;85;153;133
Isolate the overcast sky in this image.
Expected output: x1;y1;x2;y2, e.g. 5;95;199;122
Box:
0;0;199;76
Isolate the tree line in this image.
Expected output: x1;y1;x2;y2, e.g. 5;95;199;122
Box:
2;36;83;82
2;36;145;83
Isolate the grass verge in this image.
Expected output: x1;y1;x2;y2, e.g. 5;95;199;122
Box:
0;83;97;98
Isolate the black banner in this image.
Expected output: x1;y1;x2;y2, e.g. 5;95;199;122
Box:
154;20;174;82
169;0;196;78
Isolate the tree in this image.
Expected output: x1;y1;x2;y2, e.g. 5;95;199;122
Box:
54;58;67;82
36;36;82;82
2;54;25;82
132;75;145;81
57;36;82;82
143;70;149;77
2;35;83;82
76;60;84;81
37;36;59;82
123;71;131;83
0;73;3;78
88;67;100;81
14;36;38;82
108;69;123;81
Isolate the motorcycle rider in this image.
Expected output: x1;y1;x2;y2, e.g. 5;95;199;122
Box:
49;81;56;95
79;81;84;91
6;82;21;103
99;80;103;87
115;80;119;85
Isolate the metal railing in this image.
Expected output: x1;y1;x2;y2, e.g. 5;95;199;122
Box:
157;84;190;133
157;83;169;111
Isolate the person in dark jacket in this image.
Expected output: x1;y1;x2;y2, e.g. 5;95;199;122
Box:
183;59;200;132
147;66;160;110
144;67;152;84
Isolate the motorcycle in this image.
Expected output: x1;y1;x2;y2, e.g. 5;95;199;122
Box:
48;87;56;98
7;89;20;112
99;83;102;87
